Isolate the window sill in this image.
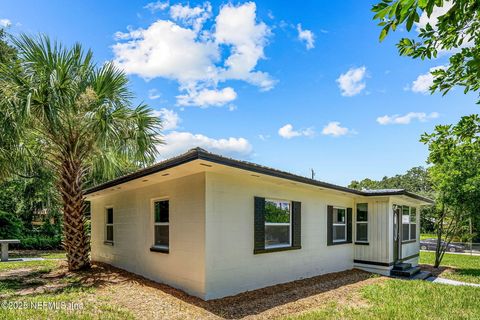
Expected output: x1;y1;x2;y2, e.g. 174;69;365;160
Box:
104;241;114;246
328;240;352;246
150;246;169;254
355;242;369;245
402;239;416;244
254;245;301;254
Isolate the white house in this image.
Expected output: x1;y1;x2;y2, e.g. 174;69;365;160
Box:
85;148;433;300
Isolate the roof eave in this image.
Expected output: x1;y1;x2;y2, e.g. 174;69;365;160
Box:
85;148;435;205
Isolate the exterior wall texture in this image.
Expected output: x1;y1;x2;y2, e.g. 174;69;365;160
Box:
353;199;390;263
90;169;423;300
90;172;207;298
389;198;421;267
204;171;355;300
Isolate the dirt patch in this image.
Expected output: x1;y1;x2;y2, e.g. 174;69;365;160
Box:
420;263;452;277
1;261;385;319
88;264;384;319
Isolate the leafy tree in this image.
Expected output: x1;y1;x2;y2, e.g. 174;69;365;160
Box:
349;166;434;197
372;0;480;266
0;29;16;64
0;35;162;270
349;167;436;233
0;210;23;239
420;115;480;266
0;167;61;233
372;0;480;102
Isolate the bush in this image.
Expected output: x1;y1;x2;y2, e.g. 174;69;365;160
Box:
14;236;62;250
0;210;23;239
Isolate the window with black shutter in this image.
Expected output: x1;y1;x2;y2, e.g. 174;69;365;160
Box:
254;197;301;254
327;205;352;245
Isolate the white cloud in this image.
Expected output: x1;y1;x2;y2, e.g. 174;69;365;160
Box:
215;2;276;91
157;131;252;159
336;66;367;97
410;66;445;94
144;1;169;12
170;2;212;32
0;19;11;27
176;87;237;107
113;1;274;108
321;122;352;137
152;108;181;131
416;1;453;32
296;24;315;50
416;1;472;53
148;89;161;100
377;112;439;125
113;20;219;82
278;124;315;139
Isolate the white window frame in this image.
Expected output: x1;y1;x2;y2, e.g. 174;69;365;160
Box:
265;198;292;249
105;206;114;244
355;203;368;243
333;206;347;243
400;205;418;242
410;207;417;241
151;197;169;250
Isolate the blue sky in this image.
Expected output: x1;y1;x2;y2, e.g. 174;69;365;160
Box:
1;1;477;186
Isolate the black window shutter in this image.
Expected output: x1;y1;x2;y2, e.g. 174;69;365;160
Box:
327;205;333;246
254;197;265;253
347;207;353;243
292;201;301;248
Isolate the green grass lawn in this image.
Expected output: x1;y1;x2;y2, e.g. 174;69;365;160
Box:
0;259;134;320
2;252;479;319
10;250;66;260
420;233;436;240
0;259;59;272
420;251;480;284
287;279;480;320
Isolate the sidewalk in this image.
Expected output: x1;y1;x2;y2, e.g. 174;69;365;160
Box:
426;276;480;287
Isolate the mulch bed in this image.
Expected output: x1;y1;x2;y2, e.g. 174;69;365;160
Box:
1;261;386;319
419;263;451;277
88;264;383;319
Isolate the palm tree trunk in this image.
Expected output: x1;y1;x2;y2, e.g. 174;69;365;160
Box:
59;157;90;271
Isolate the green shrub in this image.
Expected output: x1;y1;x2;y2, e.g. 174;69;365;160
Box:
15;236;62;250
0;210;23;239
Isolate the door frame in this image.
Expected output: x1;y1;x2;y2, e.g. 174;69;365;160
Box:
392;205;401;263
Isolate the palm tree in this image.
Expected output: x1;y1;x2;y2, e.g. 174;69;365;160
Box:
0;35;162;271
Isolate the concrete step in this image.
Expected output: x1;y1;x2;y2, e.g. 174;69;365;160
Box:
390;266;421;277
392;263;412;271
411;271;433;280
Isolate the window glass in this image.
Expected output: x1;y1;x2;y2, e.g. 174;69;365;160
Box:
402;205;410;241
410;224;417;240
154;225;169;247
155;200;169;223
265;199;291;248
106;226;113;242
333;208;346;223
107;208;113;224
333;225;346;241
356;203;368;222
333;207;347;242
410;207;417;240
265;200;290;223
410;207;417;224
356;203;368;242
356;223;368;242
105;208;113;242
154;200;169;249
